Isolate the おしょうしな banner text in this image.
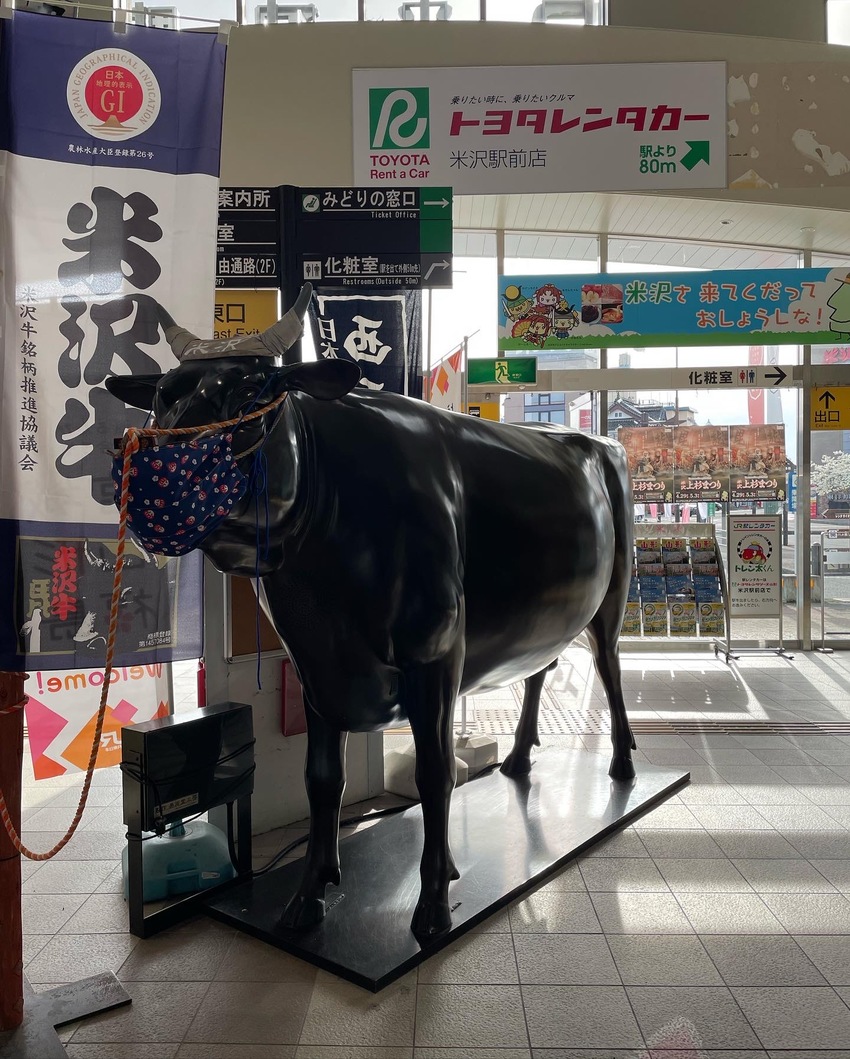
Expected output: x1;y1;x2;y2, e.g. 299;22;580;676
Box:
499;269;850;350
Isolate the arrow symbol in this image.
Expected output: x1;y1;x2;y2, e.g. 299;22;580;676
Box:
820;390;837;407
765;367;787;384
424;260;451;281
423;197;450;208
681;140;710;171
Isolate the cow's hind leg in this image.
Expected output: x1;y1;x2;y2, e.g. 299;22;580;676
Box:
406;648;464;939
500;658;557;776
280;704;347;930
586;596;636;781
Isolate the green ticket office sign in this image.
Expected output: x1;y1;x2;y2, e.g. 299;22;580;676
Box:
469;357;538;386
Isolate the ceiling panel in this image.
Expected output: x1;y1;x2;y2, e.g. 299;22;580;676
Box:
452;192;850;258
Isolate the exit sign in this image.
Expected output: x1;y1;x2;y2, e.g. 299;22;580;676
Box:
468;357;537;386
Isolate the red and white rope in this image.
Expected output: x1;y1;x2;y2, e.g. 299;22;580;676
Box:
0;391;288;860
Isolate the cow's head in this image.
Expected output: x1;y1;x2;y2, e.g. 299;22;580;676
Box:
105;285;360;429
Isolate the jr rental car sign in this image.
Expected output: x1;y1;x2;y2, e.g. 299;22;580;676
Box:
353;62;726;195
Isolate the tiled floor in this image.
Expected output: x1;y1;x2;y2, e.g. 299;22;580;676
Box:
10;648;850;1058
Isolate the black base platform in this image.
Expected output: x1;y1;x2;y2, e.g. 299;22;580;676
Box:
204;748;689;990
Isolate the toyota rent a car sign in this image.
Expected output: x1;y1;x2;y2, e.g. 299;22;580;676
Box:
353;63;727;195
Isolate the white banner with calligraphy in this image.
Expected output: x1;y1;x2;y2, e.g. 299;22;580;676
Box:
353;62;727;195
0;13;225;672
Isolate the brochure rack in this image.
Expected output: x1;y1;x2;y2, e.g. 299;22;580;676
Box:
621;522;727;644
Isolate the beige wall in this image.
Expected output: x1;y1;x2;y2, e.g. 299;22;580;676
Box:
220;21;849;206
608;0;826;42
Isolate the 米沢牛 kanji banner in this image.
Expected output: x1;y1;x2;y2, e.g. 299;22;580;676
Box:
0;12;226;671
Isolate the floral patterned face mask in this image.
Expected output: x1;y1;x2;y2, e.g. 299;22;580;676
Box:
112;432;249;557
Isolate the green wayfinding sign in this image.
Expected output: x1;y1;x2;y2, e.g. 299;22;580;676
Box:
282;185;453;290
469;358;537;385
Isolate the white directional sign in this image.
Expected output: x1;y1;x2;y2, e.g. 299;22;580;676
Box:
686;366;789;389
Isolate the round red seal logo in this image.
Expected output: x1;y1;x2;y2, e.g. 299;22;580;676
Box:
67;50;160;141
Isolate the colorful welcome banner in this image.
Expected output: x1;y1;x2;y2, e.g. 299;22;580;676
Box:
499;268;850;350
0;13;226;671
23;664;169;780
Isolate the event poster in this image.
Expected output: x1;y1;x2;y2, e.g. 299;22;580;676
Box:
729;425;787;502
728;515;782;618
0;13;225;670
673;425;730;503
23;664;169;780
618;427;674;504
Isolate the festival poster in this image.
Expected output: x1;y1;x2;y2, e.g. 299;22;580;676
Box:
0;13;225;670
23;664;169;780
618;426;674;504
673;425;730;503
729;425;787;502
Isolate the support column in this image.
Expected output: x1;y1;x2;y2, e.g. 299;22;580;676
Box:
0;671;25;1031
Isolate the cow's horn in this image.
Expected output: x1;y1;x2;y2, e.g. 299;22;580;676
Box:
257;283;313;357
166;284;313;362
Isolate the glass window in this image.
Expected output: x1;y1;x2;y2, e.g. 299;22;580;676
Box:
429;253;498;365
133;0;236;26
248;0;355;21
365;0;480;19
485;0;603;24
827;0;850;43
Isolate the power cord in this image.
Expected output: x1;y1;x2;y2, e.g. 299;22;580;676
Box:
251;760;503;878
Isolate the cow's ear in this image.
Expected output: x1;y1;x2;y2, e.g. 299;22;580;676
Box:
105;374;163;411
273;359;360;401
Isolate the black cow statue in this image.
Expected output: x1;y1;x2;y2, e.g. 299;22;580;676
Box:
106;286;636;939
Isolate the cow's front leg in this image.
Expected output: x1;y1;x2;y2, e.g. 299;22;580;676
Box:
280;704;347;930
405;650;463;939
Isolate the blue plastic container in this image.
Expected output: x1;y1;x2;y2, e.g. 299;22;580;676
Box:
122;820;235;902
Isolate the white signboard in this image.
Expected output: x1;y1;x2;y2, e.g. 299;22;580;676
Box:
728;515;782;618
353;62;727;195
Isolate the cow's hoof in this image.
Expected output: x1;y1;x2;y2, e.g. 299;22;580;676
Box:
500;750;533;776
280;894;326;931
609;755;636;782
411;899;452;939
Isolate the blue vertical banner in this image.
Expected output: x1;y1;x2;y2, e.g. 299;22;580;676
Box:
308;290;423;397
0;12;227;671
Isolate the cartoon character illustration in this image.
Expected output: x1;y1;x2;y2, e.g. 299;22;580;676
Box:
827;273;850;336
502;285;534;323
534;283;563;314
740;541;768;565
552;305;580;338
512;313;551;347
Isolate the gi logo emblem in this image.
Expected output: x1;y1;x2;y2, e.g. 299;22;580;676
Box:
369;88;430;149
67;50;161;141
